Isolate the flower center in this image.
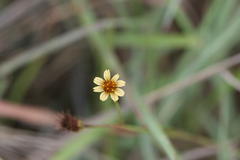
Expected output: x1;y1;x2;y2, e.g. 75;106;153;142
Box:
102;80;117;93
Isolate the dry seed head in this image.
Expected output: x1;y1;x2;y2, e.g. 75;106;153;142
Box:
60;113;84;132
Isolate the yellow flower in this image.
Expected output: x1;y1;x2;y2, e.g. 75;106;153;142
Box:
93;69;126;102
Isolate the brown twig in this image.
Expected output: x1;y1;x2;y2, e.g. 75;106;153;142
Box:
0;101;58;127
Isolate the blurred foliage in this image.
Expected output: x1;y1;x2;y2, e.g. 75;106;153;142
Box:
0;0;240;160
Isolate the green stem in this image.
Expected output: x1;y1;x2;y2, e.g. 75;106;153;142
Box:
114;101;123;123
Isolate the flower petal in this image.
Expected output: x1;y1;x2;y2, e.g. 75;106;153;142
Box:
110;93;119;102
111;74;119;81
114;88;125;97
103;69;111;80
93;86;104;92
100;92;109;101
93;77;104;85
116;80;126;87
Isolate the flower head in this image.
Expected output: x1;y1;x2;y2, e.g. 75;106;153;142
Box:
93;69;126;102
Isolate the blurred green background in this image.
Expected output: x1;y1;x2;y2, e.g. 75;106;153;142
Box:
0;0;240;160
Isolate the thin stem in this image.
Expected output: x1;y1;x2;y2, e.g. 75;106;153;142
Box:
84;123;147;134
114;101;123;123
